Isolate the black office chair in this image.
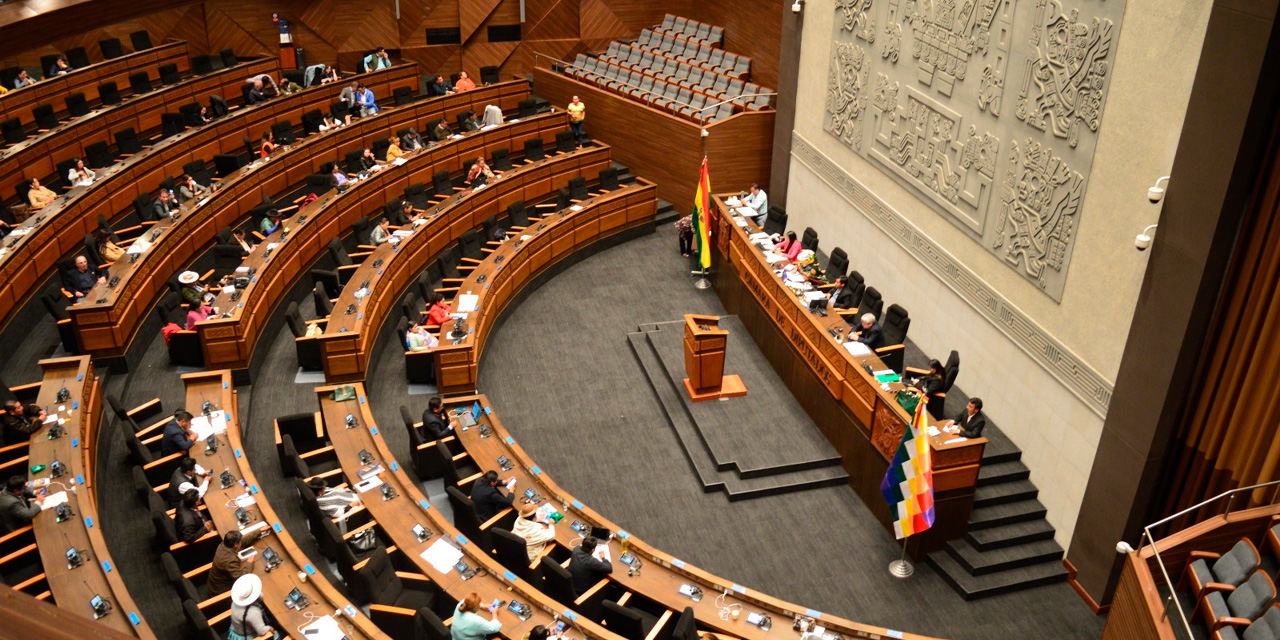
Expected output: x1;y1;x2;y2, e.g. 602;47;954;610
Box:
517;98;538;119
523;137;546;162
1;118;25;145
84;142;112;169
765;206;789;236
129;30;153;52
313;282;335;317
178;102;202;128
491;147;512;171
181;600;221;640
302;109;324;134
40;55;60;79
128;71;152;95
827;247;849;279
598;167;620;191
66;47;90;69
540;555;577;602
271;120;296;145
479;65;500;85
602;600;660;640
160;113;185;138
505;201;530;232
345;149;365;174
555;130;576;153
42;294;79;354
331;100;351;122
857;286;883;324
568;176;589;202
32;104;59;131
99;38;124;60
98;81;122;105
877;304;910;373
220;49;237;68
445;485;488;545
458;229;483;260
115;127;144;155
431;170;455;200
491;527;537;580
351;547;441;612
65;92;90;118
209;94;229;117
158;63;181;85
801;226;819;253
213;154;243;178
191;55;214;75
393;85;414;106
672;607;698;640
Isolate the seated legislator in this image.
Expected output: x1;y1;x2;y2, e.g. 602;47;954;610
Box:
452;593;503;640
93;228;125;262
406;321;438;352
186;298;217;330
160;410;197;456
330;163;350;188
401;128;426;151
229;574;279;640
385;136;406;162
307;478;361;534
568;536;613;596
208;530;264;596
1;476;44;534
320;65;340;85
67;158;97;187
907;360;945;396
169;457;211;505
178;270;207;306
431;119;452;142
259;130;276;158
513;504;556;561
13;70;36;89
61;255;107;298
357;148;378;172
47;56;72;77
742;183;768;225
470;471;515;522
369;218;392;245
259;210;282;236
454;71;476;92
851;313;885;350
230;228;255;254
174;489;212;544
419;396;454;441
246;79;268;105
320;114;348;131
2;400;39;446
26;178;57;210
426;75;455;98
178;175;209;203
467;156;494;187
829;275;857;309
773;231;802;261
153;190;180;219
402;201;423;223
363;47;393;72
425;293;451;326
944;398;987;438
460;111;481;132
482;104;504;127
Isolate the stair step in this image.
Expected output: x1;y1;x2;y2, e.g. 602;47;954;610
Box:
946;537;1063;575
973;479;1038;508
928;550;1068;600
967;499;1048;530
976;459;1030;487
966;517;1056;550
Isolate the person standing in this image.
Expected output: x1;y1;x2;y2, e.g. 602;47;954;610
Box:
674;215;694;257
567;96;586;147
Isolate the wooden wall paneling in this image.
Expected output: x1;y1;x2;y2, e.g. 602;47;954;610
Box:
523;0;579;42
401;47;463;82
0;0;202;60
459;0;503;44
683;0;781;88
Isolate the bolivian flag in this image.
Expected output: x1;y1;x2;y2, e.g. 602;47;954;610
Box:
880;396;936;539
692;158;712;270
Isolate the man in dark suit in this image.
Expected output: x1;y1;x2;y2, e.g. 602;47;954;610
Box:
61;255;107;298
853;313;885;350
0;476;43;534
470;471;515;522
174;489;212;544
161;410;197;456
568;536;613;596
947;398;987;438
151;189;179;220
426;75;454;97
829;276;858;309
419;396;453;442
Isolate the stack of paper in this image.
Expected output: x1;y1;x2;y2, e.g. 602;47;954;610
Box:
354;475;384;493
393;229;414;237
735;206;756;218
803;291;827;302
39;491;69;511
421;539;463;573
764;252;787;264
456;294;479;313
300;615;347;640
843;341;872;356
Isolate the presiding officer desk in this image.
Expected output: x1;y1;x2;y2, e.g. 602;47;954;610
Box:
316;143;621;384
178;370;385;639
708;195;986;551
432;393;945;640
199;103;563;375
0;63;419;330
0;55;275;205
426;178;658;394
0;40;189;134
315;383;620;640
69;78;529;363
9;355;158;638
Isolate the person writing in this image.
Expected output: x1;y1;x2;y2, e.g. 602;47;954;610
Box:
451;593;502;640
228;574;279;640
567;96;586;147
406;321;438;352
470;471;515;521
26;178;57;209
513;504;556;561
944;398;987;438
568;536;612;596
66;158;96;187
425;293;451;326
369;218;392;245
61;255;107;298
907;359;945;396
0;476;44;534
160;410;197;456
742;184;768;226
851;313;885;350
454;71;476;92
772;231;802;261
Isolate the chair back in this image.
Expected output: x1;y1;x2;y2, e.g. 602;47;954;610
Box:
602;601;646;640
859;286;884;322
432;170;452;196
415;607;451;640
524;137;545;161
313;282;334;316
159;63;180;85
882;304;910;346
480;66;500;85
66;47;90;69
220;49;237;68
827;247;849;279
491;146;512;171
540;555;576;602
192;55;214;75
129;71;152;95
129;30;153;51
556;131;576;153
801;226;819;252
569;176;589;201
99;38;124;60
764;206;787;235
508;201;529;228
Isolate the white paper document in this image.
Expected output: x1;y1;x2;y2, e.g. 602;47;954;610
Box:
725;196;741;206
189;411;228;440
235;493;257;508
803;291;827;302
392;157;409;166
734;206;757;219
570;205;583;212
393;229;414;237
39;491;69;511
456;294;479;313
354;475;384;493
748;232;770;241
734;217;748;227
300;615;347;640
421;538;464;574
843;341;872;356
764;252;787;264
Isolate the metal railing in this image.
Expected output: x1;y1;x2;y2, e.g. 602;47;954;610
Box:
1138;479;1280;639
532;52;776;126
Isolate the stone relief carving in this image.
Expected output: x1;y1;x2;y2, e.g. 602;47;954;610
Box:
820;0;1125;300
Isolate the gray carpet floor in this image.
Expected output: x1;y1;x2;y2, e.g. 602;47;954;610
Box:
475;224;1107;640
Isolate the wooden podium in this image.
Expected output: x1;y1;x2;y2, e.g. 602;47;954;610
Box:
682;314;746;401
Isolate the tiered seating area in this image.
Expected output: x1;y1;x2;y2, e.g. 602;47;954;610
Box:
562;15;773;123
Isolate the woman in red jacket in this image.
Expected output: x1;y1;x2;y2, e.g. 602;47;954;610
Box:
425;293;451;326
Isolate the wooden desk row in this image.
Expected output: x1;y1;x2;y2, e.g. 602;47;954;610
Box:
317;144;618;384
706;195;985;552
68;79;532;362
17;356;157;638
428;179;658;394
0;56;277;204
0;63;420;330
438;393;943;640
179;370;385;639
199;107;566;374
0;40;189;135
318;383;621;640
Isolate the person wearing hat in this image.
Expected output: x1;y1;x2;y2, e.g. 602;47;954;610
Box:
178;271;206;307
306;478;360;534
258;209;281;236
452;592;503;640
513;504;556;561
228;574;279;639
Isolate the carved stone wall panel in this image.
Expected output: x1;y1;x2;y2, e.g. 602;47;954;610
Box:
821;0;1126;301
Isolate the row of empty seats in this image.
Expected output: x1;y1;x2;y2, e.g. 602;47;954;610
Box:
652;14;724;48
632;29;748;78
1175;523;1280;639
1;30;157;88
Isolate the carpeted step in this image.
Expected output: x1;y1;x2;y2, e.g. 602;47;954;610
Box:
945;537;1064;575
976;459;1030;487
973;479;1038;508
928;549;1067;600
978;424;1022;464
967;498;1048;530
966;517;1057;550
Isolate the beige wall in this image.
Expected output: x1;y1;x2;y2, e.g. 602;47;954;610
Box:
788;0;1214;545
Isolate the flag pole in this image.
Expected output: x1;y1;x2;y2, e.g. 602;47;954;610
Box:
888;538;914;578
692;267;711;289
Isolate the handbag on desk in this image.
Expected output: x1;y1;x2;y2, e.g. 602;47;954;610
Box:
895;389;921;414
348;527;378;553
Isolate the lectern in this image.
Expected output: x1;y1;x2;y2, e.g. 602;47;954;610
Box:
682;314;746;401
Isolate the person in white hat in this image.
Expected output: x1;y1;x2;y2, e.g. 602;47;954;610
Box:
178;271;205;307
228;574;278;639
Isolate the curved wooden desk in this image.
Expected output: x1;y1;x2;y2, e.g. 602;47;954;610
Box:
68;79;530;362
429;179;658;394
0;40;188;132
316;383;621;640
0;56;276;204
318;144;616;384
198;107;564;373
0;63;419;328
180;370;385;639
706;195;985;551
22;355;157;638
